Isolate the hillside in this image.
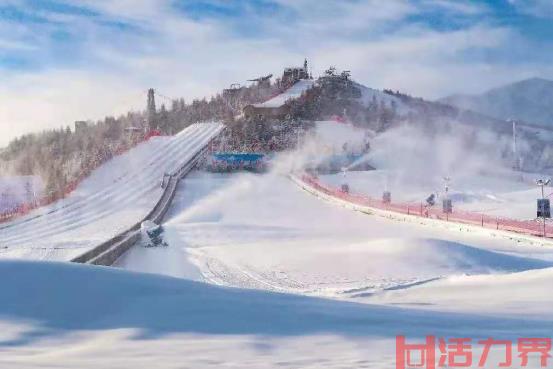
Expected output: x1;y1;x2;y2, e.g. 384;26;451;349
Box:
440;77;553;127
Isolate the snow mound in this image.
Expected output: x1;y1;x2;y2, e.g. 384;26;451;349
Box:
2;256;553;366
355;238;552;277
0;260;480;338
1;260;550;340
371;266;553;316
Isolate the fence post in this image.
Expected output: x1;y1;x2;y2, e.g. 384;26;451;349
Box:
407;205;410;215
496;218;499;230
481;214;484;227
420;203;423;216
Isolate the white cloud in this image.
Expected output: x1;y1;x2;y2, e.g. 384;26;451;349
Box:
421;0;489;15
307;25;537;97
508;0;553;18
0;71;146;145
0;38;36;51
1;0;552;146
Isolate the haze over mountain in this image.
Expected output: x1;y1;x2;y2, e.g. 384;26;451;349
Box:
440;78;553;127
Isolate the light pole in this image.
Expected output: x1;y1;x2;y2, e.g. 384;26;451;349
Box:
442;176;452;217
536;178;551;237
537;179;549;198
341;167;349;193
382;172;391;204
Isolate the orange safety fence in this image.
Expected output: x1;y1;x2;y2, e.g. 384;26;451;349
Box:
299;173;553;239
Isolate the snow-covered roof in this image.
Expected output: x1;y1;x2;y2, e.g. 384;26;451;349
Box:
254;79;314;109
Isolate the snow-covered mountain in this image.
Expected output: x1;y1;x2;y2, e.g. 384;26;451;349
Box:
440;77;553;127
354;82;409;114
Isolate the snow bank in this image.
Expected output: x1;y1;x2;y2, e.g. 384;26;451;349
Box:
371;266;553;317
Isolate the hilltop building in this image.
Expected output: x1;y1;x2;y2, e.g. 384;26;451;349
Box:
281;59;310;88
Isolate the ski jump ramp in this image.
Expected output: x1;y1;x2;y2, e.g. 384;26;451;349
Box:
0;122;224;264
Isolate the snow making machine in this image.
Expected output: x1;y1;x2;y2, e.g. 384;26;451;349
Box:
141;220;168;247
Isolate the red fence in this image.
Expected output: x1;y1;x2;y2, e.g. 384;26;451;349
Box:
299;174;553;239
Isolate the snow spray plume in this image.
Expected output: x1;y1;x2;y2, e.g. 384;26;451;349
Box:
368;121;526;191
167;174;254;225
270;121;371;175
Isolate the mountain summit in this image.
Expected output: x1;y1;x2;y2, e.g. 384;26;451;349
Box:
440;77;553;126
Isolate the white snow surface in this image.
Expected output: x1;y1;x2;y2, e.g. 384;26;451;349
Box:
320;169;546;220
4;170;552;368
254;79;314;108
2;257;553;368
0;122;223;261
5;120;553;367
118;171;553;298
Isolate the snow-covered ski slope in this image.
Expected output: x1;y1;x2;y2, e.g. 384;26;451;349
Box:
118;171;553;298
0;122;223;262
254;79;314;108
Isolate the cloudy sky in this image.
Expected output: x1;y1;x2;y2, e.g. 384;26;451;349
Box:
1;0;552;146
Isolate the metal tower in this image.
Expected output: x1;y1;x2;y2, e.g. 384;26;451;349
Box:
147;88;156;131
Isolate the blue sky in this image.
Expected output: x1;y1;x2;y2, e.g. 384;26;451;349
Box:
1;0;553;144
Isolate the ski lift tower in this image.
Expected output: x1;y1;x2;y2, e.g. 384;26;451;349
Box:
223;83;242;110
536;178;551;237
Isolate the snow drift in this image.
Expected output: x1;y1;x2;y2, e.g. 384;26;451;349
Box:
1;260;553;368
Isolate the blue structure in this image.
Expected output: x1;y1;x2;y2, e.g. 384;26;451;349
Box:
206;153;268;172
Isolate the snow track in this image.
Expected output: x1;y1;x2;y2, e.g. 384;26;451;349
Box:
0;122;223;261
